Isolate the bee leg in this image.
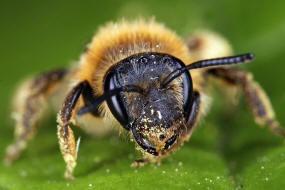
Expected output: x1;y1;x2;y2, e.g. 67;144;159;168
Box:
131;154;164;168
130;158;150;168
57;81;90;180
186;31;232;61
208;68;285;137
4;68;67;165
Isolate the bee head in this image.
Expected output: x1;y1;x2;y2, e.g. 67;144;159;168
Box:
102;52;193;155
77;52;254;155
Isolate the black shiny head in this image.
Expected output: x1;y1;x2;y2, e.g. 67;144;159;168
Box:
103;52;193;154
77;52;254;155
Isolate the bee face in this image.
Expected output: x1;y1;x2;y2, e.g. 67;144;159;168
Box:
103;52;193;155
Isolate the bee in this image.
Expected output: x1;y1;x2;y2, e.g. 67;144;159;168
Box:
4;19;285;180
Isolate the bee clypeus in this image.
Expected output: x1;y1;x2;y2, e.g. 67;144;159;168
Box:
4;19;285;180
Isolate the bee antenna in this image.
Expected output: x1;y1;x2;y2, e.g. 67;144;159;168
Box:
161;53;254;87
77;85;144;115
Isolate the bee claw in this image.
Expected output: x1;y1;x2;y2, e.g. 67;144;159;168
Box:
130;158;147;168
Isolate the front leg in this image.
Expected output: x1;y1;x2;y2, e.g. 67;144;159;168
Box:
57;80;91;180
208;68;285;137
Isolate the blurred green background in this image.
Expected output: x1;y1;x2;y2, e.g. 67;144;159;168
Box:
0;0;285;189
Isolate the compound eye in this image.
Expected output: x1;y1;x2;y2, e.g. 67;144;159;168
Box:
103;72;129;129
181;70;193;121
163;56;193;121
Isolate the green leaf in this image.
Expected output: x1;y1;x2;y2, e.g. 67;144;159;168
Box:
0;0;284;189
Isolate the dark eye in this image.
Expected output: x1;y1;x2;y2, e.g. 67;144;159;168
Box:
181;70;193;121
171;59;193;121
103;72;129;129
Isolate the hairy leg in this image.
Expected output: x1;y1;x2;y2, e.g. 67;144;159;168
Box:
208;68;285;136
56;80;95;180
4;68;67;165
186;30;232;61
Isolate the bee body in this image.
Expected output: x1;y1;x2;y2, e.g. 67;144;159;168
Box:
4;19;284;180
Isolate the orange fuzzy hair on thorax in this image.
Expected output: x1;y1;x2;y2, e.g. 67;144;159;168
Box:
78;19;192;95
